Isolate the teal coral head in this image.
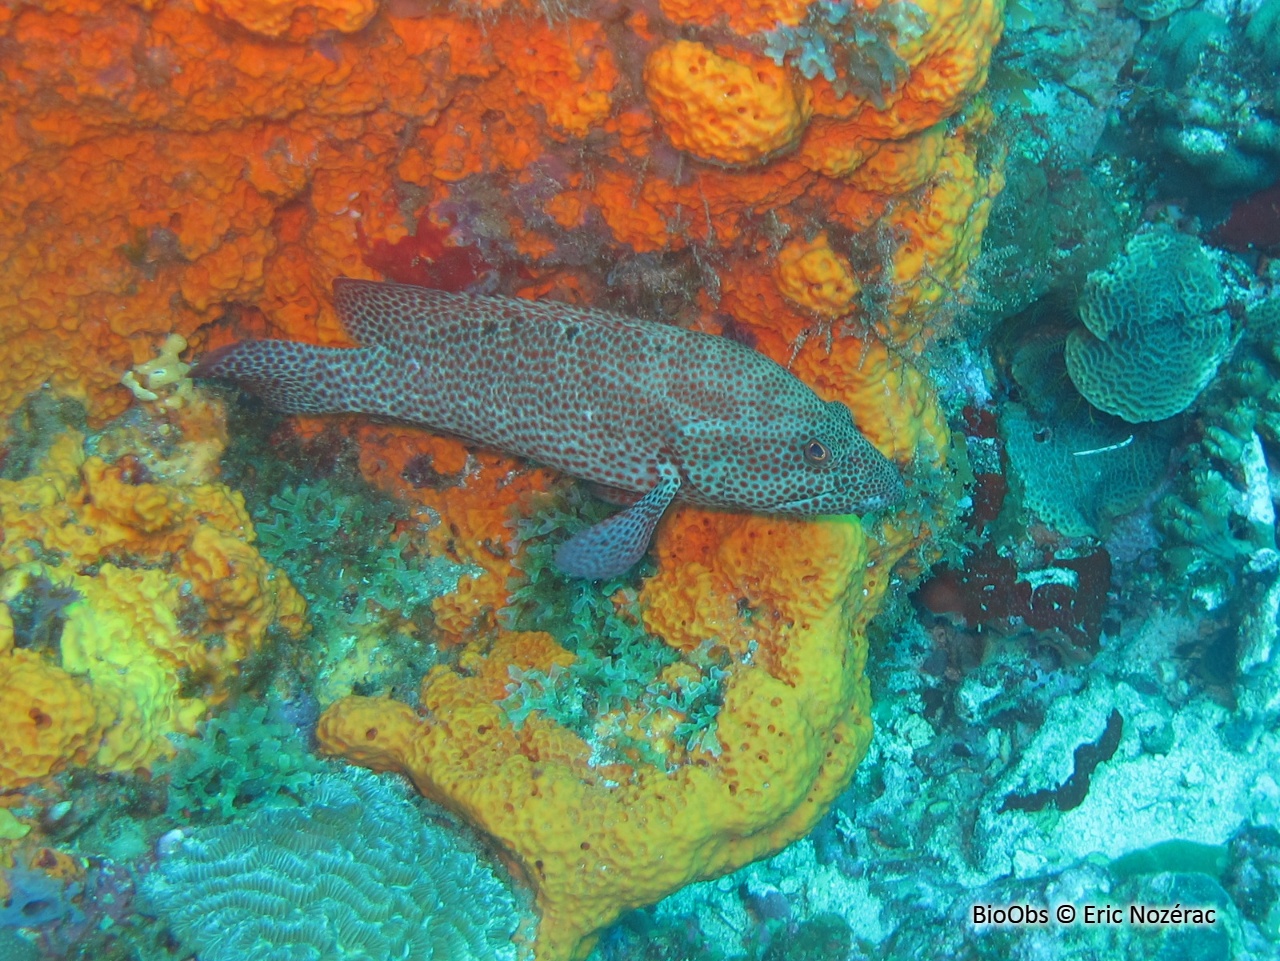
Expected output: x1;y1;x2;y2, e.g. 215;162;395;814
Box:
1132;8;1280;195
142;770;520;961
1245;0;1280;71
1064;228;1232;423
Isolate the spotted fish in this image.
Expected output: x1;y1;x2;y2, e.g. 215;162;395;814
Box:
192;279;905;579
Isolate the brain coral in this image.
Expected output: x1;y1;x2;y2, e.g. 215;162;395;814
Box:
143;770;518;961
1065;229;1232;423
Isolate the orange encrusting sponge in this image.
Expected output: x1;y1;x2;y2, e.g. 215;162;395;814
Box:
0;0;1003;431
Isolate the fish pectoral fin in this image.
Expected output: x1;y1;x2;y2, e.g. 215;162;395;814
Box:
554;469;681;580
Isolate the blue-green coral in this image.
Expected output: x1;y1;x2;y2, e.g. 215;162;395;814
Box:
1155;295;1280;603
255;480;466;636
1151;292;1280;742
1244;0;1280;73
143;770;519;961
1129;3;1280;196
157;699;328;824
1064;228;1232;423
1001;402;1174;537
250;476;475;697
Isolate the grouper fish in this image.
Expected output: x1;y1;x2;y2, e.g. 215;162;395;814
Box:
192;279;905;580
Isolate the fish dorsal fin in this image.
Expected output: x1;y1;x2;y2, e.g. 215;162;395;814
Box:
554;468;681;580
331;278;466;350
333;278;667;352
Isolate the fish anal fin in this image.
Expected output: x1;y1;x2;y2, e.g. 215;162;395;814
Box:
555;470;681;580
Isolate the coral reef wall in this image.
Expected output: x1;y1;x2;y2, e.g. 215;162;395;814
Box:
0;0;1006;958
0;0;1002;430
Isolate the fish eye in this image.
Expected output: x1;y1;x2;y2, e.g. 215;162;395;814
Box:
803;440;830;464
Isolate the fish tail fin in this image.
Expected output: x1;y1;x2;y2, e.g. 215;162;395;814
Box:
191;341;375;415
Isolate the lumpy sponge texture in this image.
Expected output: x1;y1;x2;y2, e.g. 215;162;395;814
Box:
0;411;306;785
143;770;518;961
1065;229;1230;423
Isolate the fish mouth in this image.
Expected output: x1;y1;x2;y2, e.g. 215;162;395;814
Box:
768;493;832;514
772;491;896;515
771;473;907;515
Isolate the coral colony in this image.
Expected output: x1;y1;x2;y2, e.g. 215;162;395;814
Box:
1;0;1279;959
